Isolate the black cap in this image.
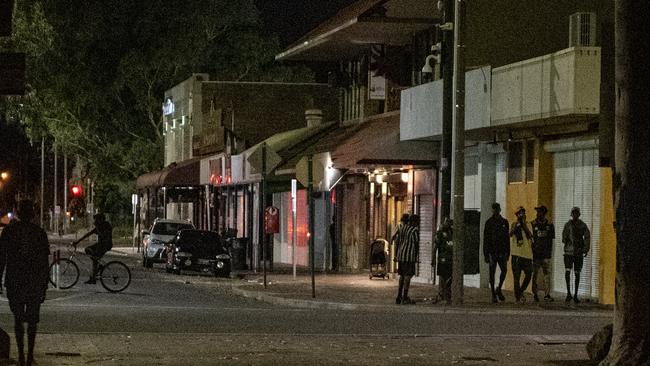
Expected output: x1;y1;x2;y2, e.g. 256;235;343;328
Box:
515;206;526;215
491;202;501;211
534;205;548;214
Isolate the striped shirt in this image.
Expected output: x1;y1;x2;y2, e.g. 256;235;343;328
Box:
396;225;419;263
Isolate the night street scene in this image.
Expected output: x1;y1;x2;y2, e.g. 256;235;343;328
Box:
1;0;649;365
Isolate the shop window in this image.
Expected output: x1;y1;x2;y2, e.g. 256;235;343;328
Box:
508;139;536;184
508;141;524;183
526;140;536;182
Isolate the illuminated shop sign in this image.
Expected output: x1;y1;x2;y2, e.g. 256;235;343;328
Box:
163;98;175;116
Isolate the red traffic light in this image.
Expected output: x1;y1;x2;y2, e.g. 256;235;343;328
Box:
70;185;82;197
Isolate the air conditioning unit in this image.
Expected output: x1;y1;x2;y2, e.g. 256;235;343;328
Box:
569;12;597;47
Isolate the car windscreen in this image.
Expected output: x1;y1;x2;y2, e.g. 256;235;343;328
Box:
177;231;226;253
152;223;194;236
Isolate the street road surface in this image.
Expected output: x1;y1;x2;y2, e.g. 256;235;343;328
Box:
0;242;609;365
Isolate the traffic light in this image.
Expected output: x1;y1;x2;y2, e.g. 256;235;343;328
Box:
70;185;83;197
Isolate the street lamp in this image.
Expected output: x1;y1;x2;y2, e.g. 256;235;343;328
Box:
1;171;8;180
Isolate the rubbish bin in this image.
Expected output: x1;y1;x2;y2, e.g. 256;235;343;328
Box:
229;237;249;270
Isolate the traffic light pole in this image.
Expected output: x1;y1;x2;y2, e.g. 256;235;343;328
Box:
63;152;67;233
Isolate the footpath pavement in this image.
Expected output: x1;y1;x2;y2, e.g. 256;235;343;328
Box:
231;271;613;317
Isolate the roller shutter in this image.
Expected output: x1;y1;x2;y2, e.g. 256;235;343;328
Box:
415;194;435;283
551;148;601;299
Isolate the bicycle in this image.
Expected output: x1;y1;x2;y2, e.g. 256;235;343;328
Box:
49;242;132;293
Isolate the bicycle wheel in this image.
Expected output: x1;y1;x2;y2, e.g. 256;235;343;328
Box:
99;261;131;293
49;258;80;289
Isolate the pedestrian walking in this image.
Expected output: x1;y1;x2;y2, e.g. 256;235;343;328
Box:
435;217;454;304
329;215;338;271
395;214;419;305
483;203;510;303
0;200;50;366
562;207;590;304
531;205;555;303
509;206;533;303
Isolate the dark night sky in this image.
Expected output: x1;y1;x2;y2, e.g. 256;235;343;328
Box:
255;0;357;46
1;1;357;203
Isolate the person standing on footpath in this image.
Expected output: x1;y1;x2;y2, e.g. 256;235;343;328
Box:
531;205;555;303
562;206;590;304
509;206;534;303
395;214;419;305
435;217;454;304
392;213;409;304
0;200;50;366
483;203;510;303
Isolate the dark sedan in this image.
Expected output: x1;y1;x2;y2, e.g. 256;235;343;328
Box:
165;229;231;277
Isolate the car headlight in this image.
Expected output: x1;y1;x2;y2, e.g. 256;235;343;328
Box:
215;261;225;269
216;254;230;260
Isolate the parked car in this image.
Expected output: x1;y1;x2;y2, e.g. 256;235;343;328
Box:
165;229;231;277
142;218;195;268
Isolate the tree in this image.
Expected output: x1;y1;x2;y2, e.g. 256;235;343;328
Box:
602;1;650;364
2;0;313;223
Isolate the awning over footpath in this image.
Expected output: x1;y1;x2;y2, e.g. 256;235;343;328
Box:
274;123;357;172
330;111;438;169
276;0;439;61
136;158;201;190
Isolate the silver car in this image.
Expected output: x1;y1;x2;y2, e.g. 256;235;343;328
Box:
142;218;194;268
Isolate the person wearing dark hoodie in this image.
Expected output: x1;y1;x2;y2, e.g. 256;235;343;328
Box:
0;200;50;366
435;217;454;304
509;206;534;303
483;203;510;303
562;206;590;304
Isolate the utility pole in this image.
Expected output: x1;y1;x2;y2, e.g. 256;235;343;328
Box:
451;0;467;305
40;136;44;227
439;0;454;223
261;143;267;289
308;155;315;298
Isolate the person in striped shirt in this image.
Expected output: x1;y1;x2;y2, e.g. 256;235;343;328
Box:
395;214;420;305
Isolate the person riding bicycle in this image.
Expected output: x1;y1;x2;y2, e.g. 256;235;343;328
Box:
73;213;113;284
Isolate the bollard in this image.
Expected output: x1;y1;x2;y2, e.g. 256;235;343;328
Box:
53;249;60;290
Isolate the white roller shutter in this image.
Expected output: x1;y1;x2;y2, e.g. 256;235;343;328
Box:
415;194;435;283
551;148;601;299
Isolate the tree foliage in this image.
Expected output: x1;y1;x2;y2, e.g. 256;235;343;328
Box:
1;0;312;220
